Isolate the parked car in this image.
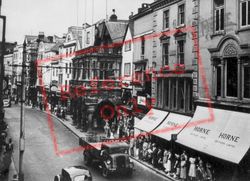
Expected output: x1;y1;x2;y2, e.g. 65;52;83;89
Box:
54;166;92;181
79;136;134;178
3;95;11;108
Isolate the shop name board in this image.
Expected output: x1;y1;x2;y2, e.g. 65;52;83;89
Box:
193;126;210;135
218;132;240;143
167;121;178;127
137;96;146;106
148;115;158;121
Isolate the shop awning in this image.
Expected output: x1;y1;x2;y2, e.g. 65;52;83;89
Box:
177;106;250;164
134;108;169;133
151;113;191;141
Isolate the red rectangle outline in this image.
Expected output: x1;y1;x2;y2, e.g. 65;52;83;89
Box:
36;26;214;156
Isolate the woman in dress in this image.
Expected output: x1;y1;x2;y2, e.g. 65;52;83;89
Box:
196;159;207;181
188;156;197;180
173;154;181;179
163;150;168;172
180;155;187;181
165;151;172;175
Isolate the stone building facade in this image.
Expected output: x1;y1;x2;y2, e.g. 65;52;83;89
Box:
197;0;250;112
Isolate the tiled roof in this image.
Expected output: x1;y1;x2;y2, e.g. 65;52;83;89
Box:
105;21;128;43
51;40;64;52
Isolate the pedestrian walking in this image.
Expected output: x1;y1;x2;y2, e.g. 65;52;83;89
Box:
180;155;187;181
173;154;181;179
188;156;197;180
6;138;13;153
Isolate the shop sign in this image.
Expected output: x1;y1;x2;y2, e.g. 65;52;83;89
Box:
50;85;58;92
137;96;146;106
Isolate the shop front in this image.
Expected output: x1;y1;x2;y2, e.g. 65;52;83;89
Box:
176;106;250;180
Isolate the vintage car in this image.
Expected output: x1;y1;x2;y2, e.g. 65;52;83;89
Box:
54;166;92;181
79;136;134;178
3;95;11;108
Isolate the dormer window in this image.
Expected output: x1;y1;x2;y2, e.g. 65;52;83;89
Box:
67;35;71;41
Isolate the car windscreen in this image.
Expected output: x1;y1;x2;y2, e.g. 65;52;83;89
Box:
109;147;128;154
74;175;85;181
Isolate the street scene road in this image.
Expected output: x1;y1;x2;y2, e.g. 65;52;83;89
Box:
5;105;169;181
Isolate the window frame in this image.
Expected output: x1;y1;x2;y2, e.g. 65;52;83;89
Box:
163;9;170;30
86;31;90;44
214;0;225;33
240;0;250;28
141;36;145;58
162;42;169;66
225;58;238;98
124;63;131;77
242;60;250;99
177;40;185;65
125;40;132;52
177;3;185;26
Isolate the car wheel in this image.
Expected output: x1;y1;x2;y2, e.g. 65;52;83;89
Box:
102;166;110;178
127;169;133;177
83;151;91;166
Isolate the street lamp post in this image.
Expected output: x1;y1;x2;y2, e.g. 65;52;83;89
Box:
0;2;6;122
19;41;27;181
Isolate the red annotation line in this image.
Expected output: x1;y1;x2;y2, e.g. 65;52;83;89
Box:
36;26;214;156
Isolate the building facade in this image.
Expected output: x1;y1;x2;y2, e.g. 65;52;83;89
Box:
130;0;196;116
70;12;128;131
197;0;250;113
58;26;83;112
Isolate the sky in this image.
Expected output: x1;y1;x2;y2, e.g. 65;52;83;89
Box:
2;0;153;44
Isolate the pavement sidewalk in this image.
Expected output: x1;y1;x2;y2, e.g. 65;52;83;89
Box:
37;109;178;181
8;158;18;181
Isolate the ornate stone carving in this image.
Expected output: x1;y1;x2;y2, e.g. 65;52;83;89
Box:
223;43;238;57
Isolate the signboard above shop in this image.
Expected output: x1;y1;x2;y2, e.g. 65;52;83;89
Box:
137;96;146;106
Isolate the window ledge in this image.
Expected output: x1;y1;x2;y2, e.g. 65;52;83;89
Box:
175;24;186;29
235;26;250;34
210;31;225;39
162;28;170;33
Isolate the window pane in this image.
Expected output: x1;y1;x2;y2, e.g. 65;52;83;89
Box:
216;10;220;31
178;79;184;110
178;4;185;25
164;79;169;107
157;79;162;107
244;66;250;98
220;8;224;30
248;1;250;25
164;10;169;29
214;0;224;7
242;2;247;26
163;43;169;65
226;58;238;97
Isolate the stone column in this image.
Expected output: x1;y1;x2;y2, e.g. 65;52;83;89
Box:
221;58;225;98
237;57;243;100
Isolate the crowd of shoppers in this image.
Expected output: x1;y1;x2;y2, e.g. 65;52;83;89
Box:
0;120;13;176
129;134;215;181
